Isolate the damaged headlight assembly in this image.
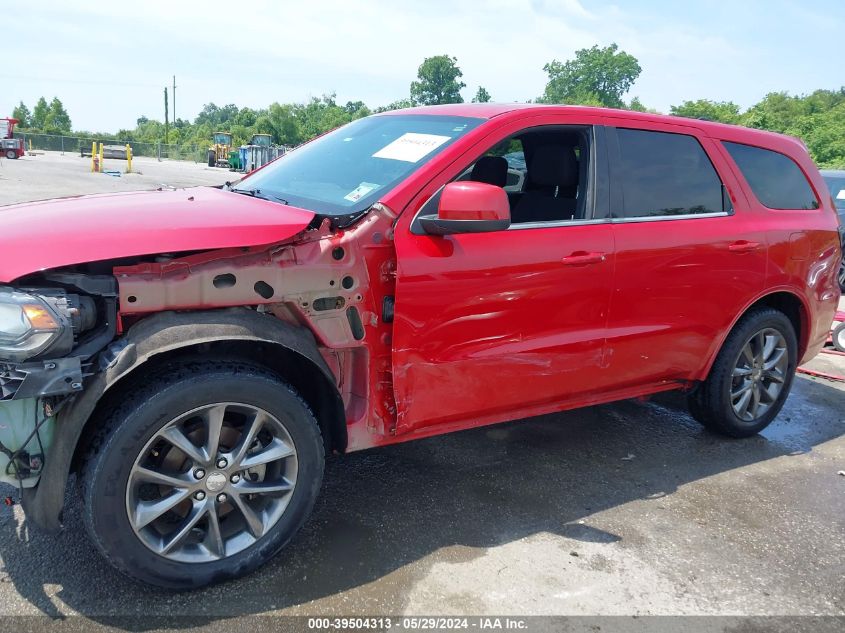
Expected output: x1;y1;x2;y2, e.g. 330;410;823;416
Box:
0;288;74;363
0;285;104;401
0;286;99;364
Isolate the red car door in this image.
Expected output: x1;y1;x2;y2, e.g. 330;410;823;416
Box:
391;117;615;435
601;120;768;389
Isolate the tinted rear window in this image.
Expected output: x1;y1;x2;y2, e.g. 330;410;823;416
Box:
616;128;724;218
723;142;819;210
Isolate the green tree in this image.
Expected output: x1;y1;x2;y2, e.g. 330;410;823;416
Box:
195;103;239;129
343;100;369;116
670;99;741;123
31;97;49;129
410;55;466;105
741;89;845;168
43;97;72;133
234;107;258;127
12;101;30;127
374;98;415;113
472;86;492;103
263;103;302;145
540;43;641;108
628;96;645;112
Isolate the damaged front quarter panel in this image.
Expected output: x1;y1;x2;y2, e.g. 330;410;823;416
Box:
18;204;400;530
114;203;400;445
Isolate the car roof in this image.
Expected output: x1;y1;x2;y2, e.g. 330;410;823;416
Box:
377;103;804;149
821;169;845;177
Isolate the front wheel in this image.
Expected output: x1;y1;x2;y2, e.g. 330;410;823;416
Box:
5;149;18;160
688;308;797;438
80;362;325;589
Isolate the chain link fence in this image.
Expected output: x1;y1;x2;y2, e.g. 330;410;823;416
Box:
17;133;206;163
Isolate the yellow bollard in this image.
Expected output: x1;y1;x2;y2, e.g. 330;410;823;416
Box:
125;144;132;173
28;139;32;154
91;141;97;172
98;143;104;173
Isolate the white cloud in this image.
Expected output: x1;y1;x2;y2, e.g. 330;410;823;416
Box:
1;0;840;131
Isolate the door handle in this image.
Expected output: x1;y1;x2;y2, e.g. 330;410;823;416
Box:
728;240;761;253
561;251;607;266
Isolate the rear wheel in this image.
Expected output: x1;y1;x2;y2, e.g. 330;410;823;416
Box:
5;149;17;160
80;362;324;589
688;308;797;437
207;149;216;167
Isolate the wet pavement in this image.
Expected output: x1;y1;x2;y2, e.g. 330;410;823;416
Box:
0;369;843;621
2;147;842;627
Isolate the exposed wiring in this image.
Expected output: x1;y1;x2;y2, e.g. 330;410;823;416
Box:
2;395;72;480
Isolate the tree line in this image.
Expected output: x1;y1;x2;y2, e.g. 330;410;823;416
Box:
12;96;72;134
10;45;845;168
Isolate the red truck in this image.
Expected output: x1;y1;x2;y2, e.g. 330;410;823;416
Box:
0;104;839;588
1;117;24;159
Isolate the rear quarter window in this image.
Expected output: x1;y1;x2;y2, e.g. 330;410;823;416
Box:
723;141;819;210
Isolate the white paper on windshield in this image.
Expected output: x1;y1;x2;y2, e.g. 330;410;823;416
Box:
344;182;380;202
837;189;845;200
373;133;451;163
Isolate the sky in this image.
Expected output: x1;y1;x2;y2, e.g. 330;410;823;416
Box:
3;0;842;132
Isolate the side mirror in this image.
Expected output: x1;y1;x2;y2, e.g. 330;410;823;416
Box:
419;182;511;236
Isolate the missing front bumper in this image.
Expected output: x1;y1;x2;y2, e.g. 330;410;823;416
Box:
0;357;83;401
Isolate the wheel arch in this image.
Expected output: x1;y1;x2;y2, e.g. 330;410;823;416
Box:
700;289;809;380
22;308;346;532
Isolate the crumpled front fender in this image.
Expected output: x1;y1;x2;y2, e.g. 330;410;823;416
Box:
22;307;344;532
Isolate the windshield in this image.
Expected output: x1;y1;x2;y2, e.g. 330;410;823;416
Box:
823;174;845;211
234;114;483;216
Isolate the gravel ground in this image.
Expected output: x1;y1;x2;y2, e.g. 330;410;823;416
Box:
0;152;842;628
0;150;229;205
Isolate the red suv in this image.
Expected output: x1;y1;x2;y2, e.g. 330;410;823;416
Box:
0;104;839;588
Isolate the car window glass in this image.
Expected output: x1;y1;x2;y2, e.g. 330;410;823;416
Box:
236;115;483;217
615;128;724;218
725;142;820;210
473;128;591;225
822;174;845;212
412;126;594;234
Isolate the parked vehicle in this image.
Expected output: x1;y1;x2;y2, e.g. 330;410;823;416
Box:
829;310;845;352
820;169;845;291
0;117;24;159
207;131;233;168
0;104;839;589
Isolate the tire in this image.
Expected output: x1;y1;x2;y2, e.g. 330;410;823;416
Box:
5;149;17;160
688;308;797;438
207;149;216;167
833;322;845;353
838;259;845;293
80;361;325;589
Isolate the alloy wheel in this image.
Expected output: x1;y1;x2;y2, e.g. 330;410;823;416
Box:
730;328;789;422
125;403;298;563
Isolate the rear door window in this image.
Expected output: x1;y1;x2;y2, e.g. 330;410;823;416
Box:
723;142;819;210
614;128;725;218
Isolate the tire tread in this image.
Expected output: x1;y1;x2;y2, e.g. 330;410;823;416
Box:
79;360;323;589
688;307;797;438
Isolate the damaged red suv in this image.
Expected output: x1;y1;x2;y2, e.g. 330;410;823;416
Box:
0;104;839;588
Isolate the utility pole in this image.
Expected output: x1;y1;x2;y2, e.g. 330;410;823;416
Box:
172;75;177;125
164;87;169;146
